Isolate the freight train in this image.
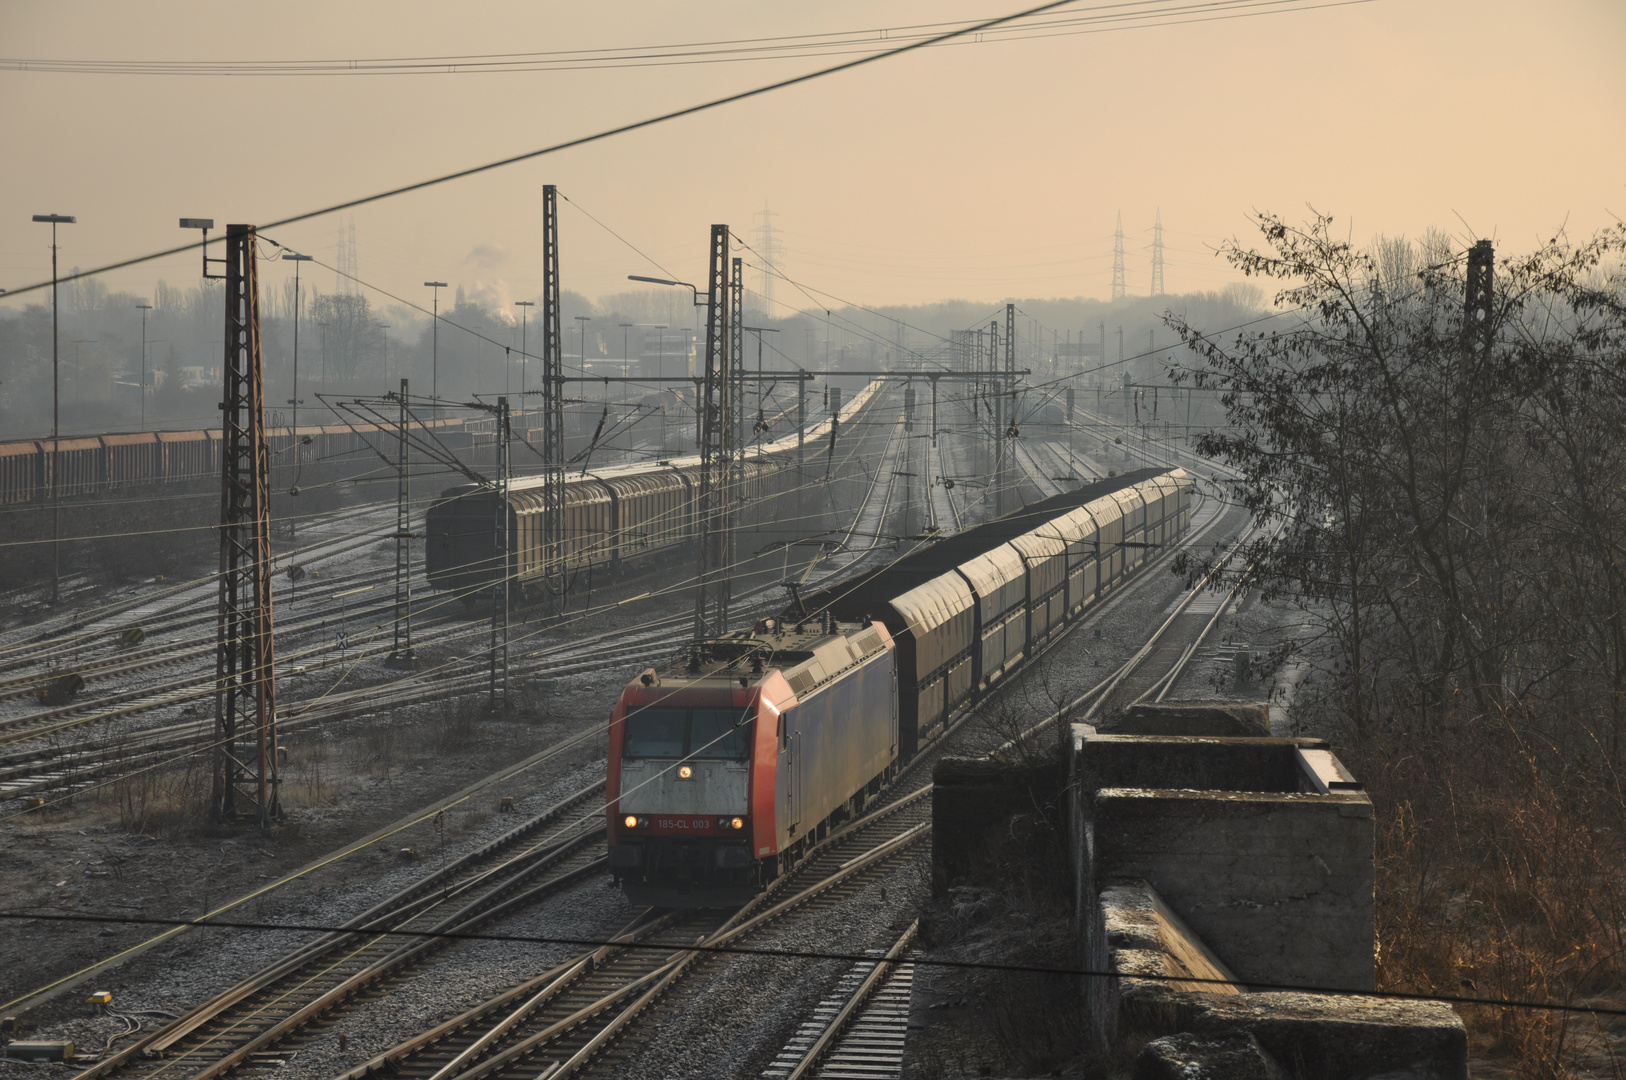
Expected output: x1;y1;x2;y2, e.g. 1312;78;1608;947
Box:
0;414;510;505
423;382;883;597
606;466;1195;906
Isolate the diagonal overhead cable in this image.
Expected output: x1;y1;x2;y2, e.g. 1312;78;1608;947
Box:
1;0;1095;301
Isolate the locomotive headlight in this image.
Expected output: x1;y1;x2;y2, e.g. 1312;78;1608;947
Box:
731;817;745;831
623;815;637;829
678;765;693;779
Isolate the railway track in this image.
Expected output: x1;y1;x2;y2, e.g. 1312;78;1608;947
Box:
0;562;440;712
992;503;1255;755
333;788;933;1080
558;485;1234;1075
73;784;610;1080
0;500;410;669
0;394;907;803
759;922;917;1080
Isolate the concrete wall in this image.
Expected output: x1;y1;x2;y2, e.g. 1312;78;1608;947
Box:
1074;733;1328;799
1088;788;1375;992
1110;700;1272;737
1094;880;1466;1080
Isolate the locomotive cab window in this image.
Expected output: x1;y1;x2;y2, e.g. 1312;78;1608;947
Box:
623;708;686;758
690;709;751;759
622;707;752;759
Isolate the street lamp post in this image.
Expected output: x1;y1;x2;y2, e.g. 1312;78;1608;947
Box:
425;281;448;412
628;276;707;445
135;301;152;430
32;212;75;604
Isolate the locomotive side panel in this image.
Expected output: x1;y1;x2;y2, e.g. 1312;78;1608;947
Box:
776;644;896;849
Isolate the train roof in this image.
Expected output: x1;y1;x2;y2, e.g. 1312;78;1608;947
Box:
795;467;1174;620
436;379;884;500
638;617;889;702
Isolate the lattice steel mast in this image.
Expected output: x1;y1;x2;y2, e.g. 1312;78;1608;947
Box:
541;185;565;603
1112;212;1127;301
489;396;511;708
693;225;734;641
1464;240;1494;362
729;255;746;541
385;377;416;668
212;224;279;828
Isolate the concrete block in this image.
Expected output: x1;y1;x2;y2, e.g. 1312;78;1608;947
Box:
4;1043;74;1063
1135;1032;1289;1080
1090;789;1375;992
1189;993;1468;1080
1074;732;1330;803
1094;882;1465;1079
1113;699;1273;737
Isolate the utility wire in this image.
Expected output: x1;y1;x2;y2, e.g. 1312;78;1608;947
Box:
0;910;1611;1018
0;0;1104;300
0;0;1377;77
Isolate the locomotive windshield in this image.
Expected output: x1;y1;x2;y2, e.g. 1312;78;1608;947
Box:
690;709;751;759
622;706;752;760
623;708;686;757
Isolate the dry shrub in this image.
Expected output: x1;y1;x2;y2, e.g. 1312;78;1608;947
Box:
99;755;211;836
360;723;401;776
283;755;338;809
422;697;483;755
1342;710;1626;1078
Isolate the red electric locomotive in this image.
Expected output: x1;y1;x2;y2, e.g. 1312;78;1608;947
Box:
606;617;898;907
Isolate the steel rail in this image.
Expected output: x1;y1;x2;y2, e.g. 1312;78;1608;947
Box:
771;919;919;1080
69;785;609;1080
339;788;933;1080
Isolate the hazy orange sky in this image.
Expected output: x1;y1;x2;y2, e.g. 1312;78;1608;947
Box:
2;0;1622;318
